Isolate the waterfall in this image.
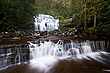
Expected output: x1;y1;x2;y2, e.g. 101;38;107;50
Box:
0;40;109;71
0;45;29;70
34;14;59;31
28;40;110;71
29;40;110;59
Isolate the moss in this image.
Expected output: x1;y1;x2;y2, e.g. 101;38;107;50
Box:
68;27;76;32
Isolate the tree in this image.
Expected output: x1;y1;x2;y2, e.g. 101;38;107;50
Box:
0;0;36;32
84;0;87;29
94;0;97;27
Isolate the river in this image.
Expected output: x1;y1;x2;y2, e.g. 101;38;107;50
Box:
0;36;110;73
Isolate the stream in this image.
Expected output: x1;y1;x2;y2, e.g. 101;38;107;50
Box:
0;36;110;73
0;14;110;73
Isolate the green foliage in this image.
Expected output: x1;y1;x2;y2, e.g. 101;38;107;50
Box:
72;13;80;20
96;0;110;25
81;8;90;14
68;27;76;32
60;19;68;28
0;0;109;37
0;0;36;32
60;18;73;29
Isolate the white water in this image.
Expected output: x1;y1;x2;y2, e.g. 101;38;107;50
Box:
0;47;28;70
34;14;59;31
0;40;109;72
29;40;110;71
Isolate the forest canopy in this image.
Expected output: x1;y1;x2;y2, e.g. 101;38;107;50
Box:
0;0;110;36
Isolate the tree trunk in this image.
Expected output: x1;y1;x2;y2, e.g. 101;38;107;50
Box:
79;0;82;24
84;0;87;29
94;0;97;27
64;0;66;4
94;11;96;27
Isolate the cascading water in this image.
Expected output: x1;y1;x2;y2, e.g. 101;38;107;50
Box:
29;40;110;72
29;40;110;58
0;45;29;70
34;14;59;31
0;40;110;73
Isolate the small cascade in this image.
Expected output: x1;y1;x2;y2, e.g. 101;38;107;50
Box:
28;40;110;71
34;14;59;31
0;45;29;70
0;40;109;72
29;40;110;59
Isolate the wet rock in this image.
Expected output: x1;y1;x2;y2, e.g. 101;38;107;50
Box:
32;33;41;39
40;31;47;36
12;37;20;40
